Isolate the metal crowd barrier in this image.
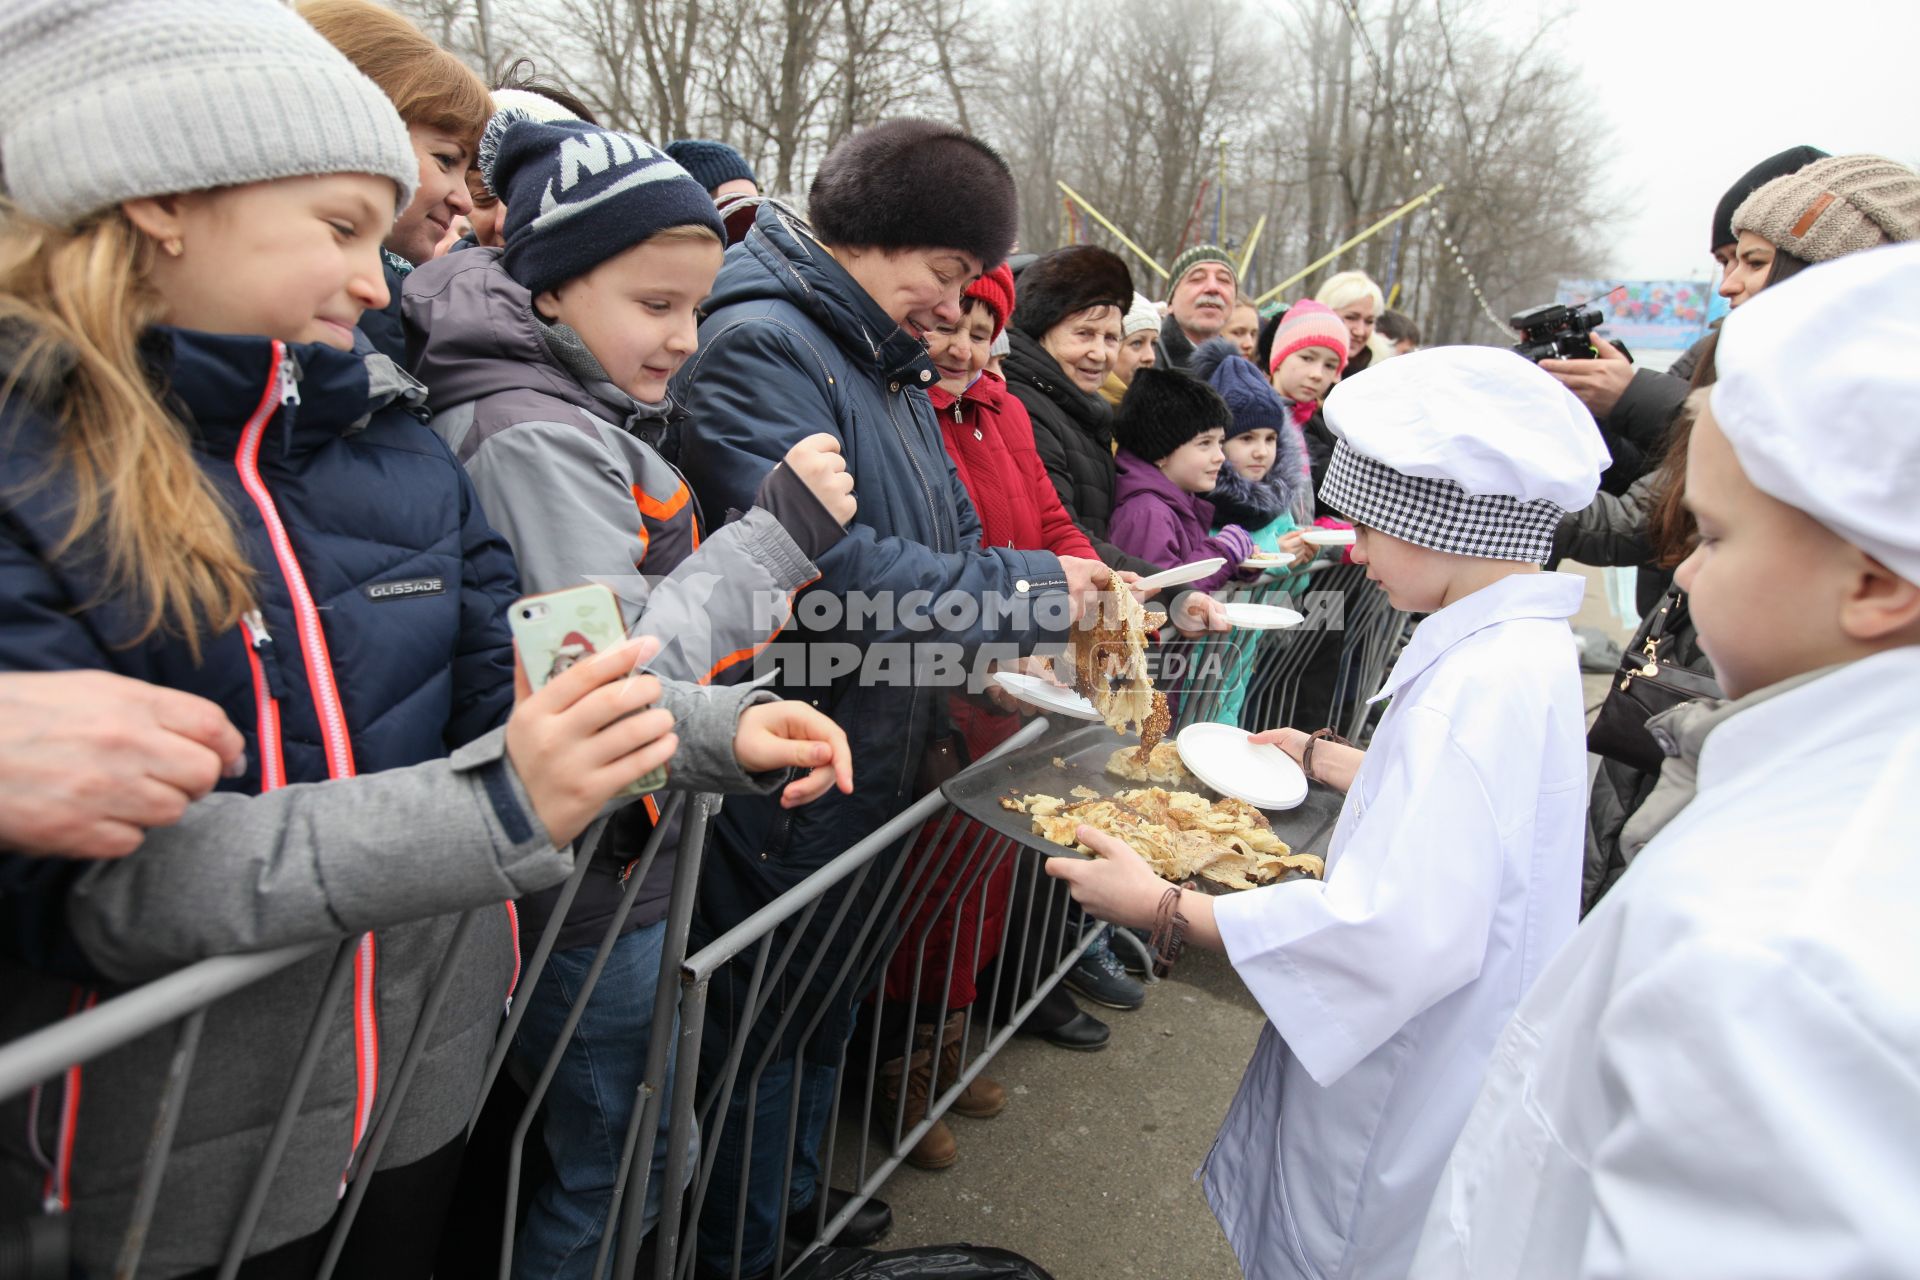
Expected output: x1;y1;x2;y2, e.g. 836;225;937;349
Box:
0;720;1082;1280
1167;562;1408;739
647;718;1089;1280
0;578;1408;1278
0;798;708;1280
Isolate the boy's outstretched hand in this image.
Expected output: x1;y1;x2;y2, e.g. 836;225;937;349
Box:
1045;825;1166;929
733;700;854;809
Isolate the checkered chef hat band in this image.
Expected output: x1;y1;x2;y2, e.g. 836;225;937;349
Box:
1319;439;1564;563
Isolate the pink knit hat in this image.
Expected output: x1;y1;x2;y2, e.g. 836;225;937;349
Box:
1268;299;1351;374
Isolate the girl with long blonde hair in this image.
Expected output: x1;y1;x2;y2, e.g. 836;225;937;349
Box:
0;2;681;1273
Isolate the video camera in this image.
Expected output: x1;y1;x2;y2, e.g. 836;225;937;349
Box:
1510;302;1605;362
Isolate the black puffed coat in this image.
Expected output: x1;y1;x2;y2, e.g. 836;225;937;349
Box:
1002;329;1155;575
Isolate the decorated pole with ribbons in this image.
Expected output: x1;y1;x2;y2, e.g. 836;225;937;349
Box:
1055;180;1170;280
1255;183;1446;307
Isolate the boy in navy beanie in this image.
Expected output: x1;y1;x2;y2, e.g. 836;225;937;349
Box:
491;116;726;306
402;115;856;1277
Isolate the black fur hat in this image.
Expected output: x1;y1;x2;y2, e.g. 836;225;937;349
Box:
808;118;1017;267
1113;366;1233;463
1710;144;1828;253
1011;245;1134;340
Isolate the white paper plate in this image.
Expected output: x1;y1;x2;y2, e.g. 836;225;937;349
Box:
1299;528;1356;548
1240;555;1296;571
1221;602;1306;630
991;671;1102;720
1175;722;1308;810
1131;557;1227;593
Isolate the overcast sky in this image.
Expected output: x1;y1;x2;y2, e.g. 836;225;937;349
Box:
1541;0;1920;283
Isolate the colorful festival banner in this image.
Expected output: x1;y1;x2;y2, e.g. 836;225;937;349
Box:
1555;278;1729;353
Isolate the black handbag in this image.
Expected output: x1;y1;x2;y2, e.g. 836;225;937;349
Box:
1586;588;1723;773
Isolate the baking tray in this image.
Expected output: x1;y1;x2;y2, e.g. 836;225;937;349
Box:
942;718;1346;886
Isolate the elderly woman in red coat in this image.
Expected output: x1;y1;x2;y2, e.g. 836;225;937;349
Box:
873;266;1113;1170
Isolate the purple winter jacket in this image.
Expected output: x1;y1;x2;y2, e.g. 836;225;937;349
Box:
1110;449;1253;593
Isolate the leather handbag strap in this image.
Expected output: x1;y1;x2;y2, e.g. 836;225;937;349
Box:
1631;587;1692;672
1643;586;1685;646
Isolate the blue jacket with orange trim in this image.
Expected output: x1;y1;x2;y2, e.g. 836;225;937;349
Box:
404;246;836;949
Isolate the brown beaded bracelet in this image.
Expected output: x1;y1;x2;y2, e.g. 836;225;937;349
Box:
1300;727;1352;786
1148;882;1196;977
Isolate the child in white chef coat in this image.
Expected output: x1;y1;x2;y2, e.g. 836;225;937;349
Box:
1050;344;1609;1280
1412;246;1920;1279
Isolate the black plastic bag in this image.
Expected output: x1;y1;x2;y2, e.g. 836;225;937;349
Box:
789;1243;1056;1279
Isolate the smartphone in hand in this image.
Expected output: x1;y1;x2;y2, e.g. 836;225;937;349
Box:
509;583;667;796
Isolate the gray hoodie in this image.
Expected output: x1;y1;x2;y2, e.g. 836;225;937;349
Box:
1618;664;1840;865
404;247;838;949
2;729;557;1276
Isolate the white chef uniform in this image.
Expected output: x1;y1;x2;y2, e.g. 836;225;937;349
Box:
1204;347;1609;1280
1413;243;1920;1279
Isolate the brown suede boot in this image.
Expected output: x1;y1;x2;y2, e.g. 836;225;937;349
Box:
874;1032;957;1170
937;1012;1007;1119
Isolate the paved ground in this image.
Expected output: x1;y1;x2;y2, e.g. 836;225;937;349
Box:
840;563;1634;1279
848;944;1259;1279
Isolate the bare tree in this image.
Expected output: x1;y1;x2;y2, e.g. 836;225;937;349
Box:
920;0;983;133
385;0;1612;338
391;0;494;65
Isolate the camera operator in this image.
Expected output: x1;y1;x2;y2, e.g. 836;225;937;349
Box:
1508;303;1649;496
1547;145;1828;613
1546;148;1828;445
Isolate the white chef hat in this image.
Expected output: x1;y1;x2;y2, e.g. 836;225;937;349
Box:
1320;345;1610;562
1711;241;1920;586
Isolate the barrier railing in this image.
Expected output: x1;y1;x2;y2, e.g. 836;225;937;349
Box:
0;723;1071;1280
0;801;704;1280
0;577;1405;1279
1167;562;1408;739
647;718;1084;1280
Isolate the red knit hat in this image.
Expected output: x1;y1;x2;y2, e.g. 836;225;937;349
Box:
1268;298;1350;375
964;263;1016;339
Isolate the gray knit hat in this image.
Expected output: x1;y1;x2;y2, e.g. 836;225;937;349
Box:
1732;154;1920;264
0;0;419;228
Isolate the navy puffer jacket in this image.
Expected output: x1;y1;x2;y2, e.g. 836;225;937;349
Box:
0;329;516;780
0;328;528;1269
671;205;1071;1060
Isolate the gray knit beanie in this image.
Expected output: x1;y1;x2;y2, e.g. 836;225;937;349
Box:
0;0;419;229
1732;154;1920;264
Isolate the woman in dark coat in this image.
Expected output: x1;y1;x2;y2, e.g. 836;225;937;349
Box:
671;120;1110;1275
1579;152;1920;913
1004;247;1158;576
